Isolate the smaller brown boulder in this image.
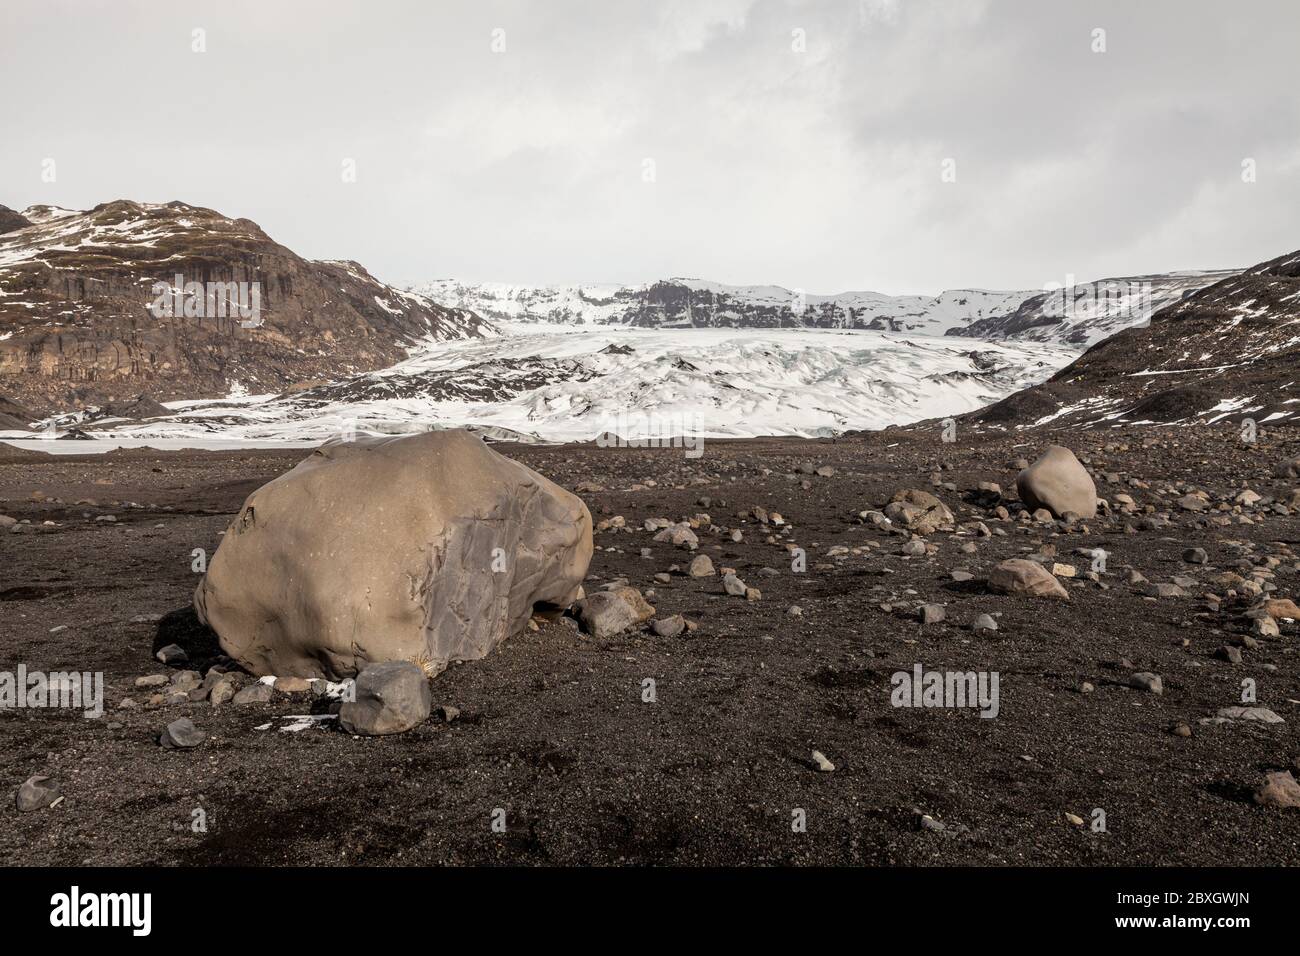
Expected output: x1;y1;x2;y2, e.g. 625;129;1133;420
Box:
987;559;1070;600
884;489;955;535
575;587;655;638
1254;771;1300;809
338;661;432;736
1016;446;1097;519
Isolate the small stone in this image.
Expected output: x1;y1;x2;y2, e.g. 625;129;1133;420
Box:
811;750;835;772
134;674;168;689
1171;722;1193;737
575;586;656;638
1129;672;1162;695
155;643;188;666
209;678;237;707
688;554;715;578
1215;645;1242;664
723;573;748;597
971;613;997;633
434;704;461;723
338;661;432;736
160;718;204;749
1064;812;1084;826
1217;706;1284;724
232;683;273;706
1263;598;1300;620
1254;771;1300;809
275;676;312;694
1183;548;1208;565
16;775;61;812
918;603;946;625
1253;616;1280;638
1149;583;1187;599
652;615;686;638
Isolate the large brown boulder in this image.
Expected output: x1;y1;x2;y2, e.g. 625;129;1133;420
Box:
194;430;592;679
1015;446;1097;518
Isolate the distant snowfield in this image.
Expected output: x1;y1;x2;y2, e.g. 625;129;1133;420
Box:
0;438;320;455
20;326;1077;449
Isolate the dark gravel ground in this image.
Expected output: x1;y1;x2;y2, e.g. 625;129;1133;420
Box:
1;424;1299;866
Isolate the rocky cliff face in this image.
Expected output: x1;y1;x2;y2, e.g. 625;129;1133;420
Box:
0;200;490;411
972;248;1300;428
0;205;32;236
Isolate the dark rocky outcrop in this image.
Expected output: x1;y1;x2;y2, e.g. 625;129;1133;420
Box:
0;200;491;410
968;248;1300;428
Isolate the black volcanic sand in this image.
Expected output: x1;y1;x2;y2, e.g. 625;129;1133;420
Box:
1;427;1299;866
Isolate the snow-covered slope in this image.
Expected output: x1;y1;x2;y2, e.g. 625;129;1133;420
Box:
45;326;1075;443
414;271;1237;345
972;248;1300;429
951;269;1240;347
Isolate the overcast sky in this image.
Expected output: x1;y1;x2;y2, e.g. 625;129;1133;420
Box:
2;0;1297;294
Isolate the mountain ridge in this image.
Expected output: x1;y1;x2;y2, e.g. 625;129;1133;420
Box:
0;199;490;410
413;269;1237;345
970;247;1300;429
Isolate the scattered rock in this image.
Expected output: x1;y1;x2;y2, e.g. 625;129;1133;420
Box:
918;603;946;624
160;718;205;749
1263;598;1300;620
1217;706;1284;724
652;615;686;637
338;661;432;736
232;683;273;706
575;586;655;638
208;677;237;707
1149;583;1187;599
1254;771;1300;809
1253;616;1280;638
688;554;715;578
884;489;955;535
1129;672;1163;695
16;775;60;812
811;750;835;772
155;644;188;665
1215;645;1243;664
1015;446;1098;518
987;559;1070;600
